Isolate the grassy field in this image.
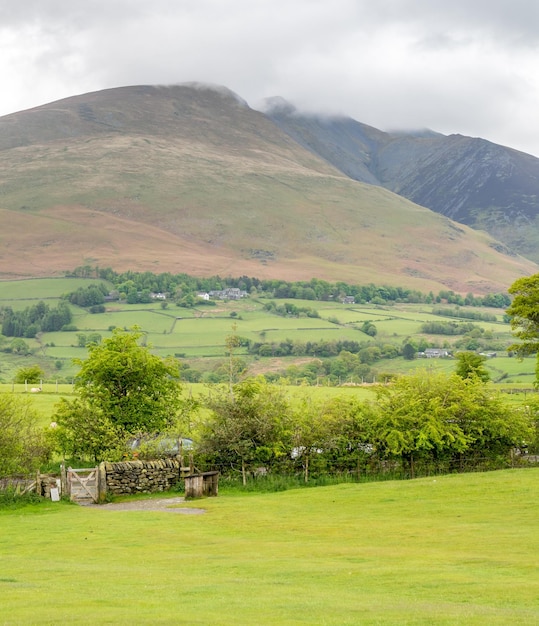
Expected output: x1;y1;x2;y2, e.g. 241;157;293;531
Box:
0;383;381;428
1;469;538;624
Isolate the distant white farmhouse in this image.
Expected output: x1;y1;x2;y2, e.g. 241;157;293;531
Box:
208;288;248;300
419;348;452;358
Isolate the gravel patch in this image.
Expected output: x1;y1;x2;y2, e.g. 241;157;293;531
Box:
84;496;206;514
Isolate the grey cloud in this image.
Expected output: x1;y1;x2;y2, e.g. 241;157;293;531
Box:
1;0;539;156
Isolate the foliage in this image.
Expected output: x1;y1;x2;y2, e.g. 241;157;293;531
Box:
402;342;416;360
14;365;45;384
52;398;125;462
66;283;108;307
52;327;184;461
0;489;44;509
199;378;292;484
263;300;320;318
455;352;490;382
420;320;478;335
67;265;510;309
507;273;539;355
433;306;497;322
0;395;52;476
506;273;539;386
196;369;531;481
370;370;531;472
74;327;182;432
75;332;102;347
1;300;72;337
291;395;373;481
360;321;377;336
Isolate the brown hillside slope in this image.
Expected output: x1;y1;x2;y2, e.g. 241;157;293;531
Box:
0;84;536;292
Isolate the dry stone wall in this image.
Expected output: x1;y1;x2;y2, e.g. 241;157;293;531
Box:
103;459;182;495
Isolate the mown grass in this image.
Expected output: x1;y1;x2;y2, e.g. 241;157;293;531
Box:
1;469;538;624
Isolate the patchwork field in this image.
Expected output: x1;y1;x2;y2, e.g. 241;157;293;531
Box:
0;277;532;387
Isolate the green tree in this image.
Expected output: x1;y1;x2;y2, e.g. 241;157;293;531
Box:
506;274;539;385
370;370;530;476
52;398;122;462
291;396;372;481
455;352;490;382
0;395;52;475
360;321;377;337
14;365;45;384
10;338;30;354
506;273;539;354
224;324;244;392
52;327;183;460
402;342;417;360
199;378;291;484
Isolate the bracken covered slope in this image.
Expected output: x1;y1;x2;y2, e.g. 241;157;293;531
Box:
0;83;536;293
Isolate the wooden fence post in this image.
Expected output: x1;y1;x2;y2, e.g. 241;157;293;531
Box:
97;462;107;503
60;464;68;499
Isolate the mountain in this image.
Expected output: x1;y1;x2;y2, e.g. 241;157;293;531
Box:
265;100;539;263
0;83;536;294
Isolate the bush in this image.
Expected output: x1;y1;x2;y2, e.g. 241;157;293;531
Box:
0;488;45;509
0;395;53;476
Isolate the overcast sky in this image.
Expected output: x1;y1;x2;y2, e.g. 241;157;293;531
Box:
1;0;539;155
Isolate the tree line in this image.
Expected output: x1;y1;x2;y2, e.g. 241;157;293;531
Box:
66;266;511;308
196;373;532;483
0;301;72;338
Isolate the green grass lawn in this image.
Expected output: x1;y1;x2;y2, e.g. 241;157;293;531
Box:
1;469;538;624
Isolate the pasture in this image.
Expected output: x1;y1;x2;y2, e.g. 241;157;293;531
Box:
1;469;538;624
0;277;530;384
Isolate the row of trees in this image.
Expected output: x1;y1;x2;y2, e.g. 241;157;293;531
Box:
66;265;511;308
196;372;531;482
433;306;498;322
0;327;534;483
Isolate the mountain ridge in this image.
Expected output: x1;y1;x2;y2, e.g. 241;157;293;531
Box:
265;99;539;262
0;83;536;294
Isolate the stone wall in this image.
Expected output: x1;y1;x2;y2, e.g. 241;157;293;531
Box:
102;459;183;495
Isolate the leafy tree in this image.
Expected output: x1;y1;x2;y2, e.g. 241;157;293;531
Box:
455;352;490;382
291;396;371;481
199;378;291;484
360;321;377;337
52;398;122;462
507;273;539;356
224;324;245;391
10;338;30;354
402;342;417;360
14;365;45;384
0;395;52;475
506;273;539;384
370;370;531;475
52;327;183;460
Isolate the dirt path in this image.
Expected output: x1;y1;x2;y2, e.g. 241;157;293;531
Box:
85;496;206;514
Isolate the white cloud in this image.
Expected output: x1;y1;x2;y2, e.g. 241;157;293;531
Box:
1;0;539;155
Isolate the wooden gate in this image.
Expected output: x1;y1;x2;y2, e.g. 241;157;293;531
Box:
66;467;99;504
